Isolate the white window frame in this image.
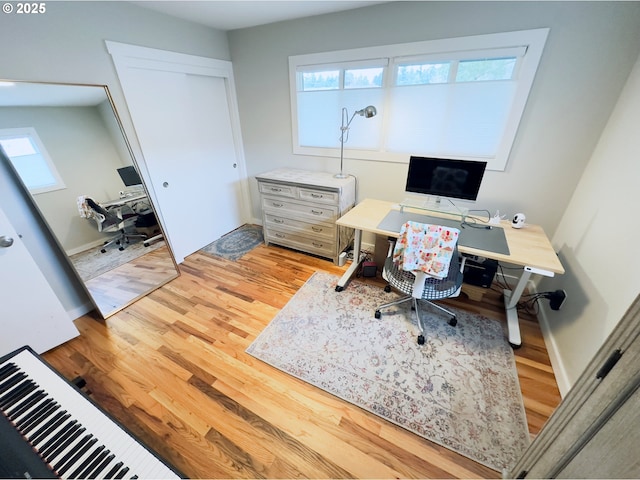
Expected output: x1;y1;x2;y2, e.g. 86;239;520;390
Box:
289;28;549;171
0;127;66;194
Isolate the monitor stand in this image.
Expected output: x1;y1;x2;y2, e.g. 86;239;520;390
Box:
400;195;468;219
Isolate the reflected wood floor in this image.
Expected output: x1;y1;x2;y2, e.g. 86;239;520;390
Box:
44;244;561;479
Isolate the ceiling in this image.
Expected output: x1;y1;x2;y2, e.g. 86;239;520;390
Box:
131;1;387;31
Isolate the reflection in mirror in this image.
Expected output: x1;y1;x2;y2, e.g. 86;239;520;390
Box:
0;81;179;318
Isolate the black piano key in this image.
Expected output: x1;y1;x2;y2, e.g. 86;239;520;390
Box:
68;444;106;479
103;461;124;479
15;397;54;428
39;419;78;459
6;389;46;420
88;453;116;479
30;411;70;446
0;379;37;410
0;362;19;381
0;371;27;394
19;400;60;434
55;434;96;476
47;425;86;465
114;465;130;479
0;364;20;384
75;446;110;479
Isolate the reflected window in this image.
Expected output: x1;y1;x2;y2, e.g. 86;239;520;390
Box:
0;127;65;194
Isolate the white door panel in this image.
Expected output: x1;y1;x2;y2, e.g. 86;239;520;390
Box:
109;45;245;262
0;206;78;356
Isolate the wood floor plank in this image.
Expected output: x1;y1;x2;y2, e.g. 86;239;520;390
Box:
43;242;562;478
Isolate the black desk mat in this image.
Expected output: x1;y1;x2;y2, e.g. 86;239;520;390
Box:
377;210;510;255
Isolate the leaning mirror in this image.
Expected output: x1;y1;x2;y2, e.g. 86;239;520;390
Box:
0;81;179;318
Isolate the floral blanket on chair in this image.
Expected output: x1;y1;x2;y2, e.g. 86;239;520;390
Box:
392;221;460;279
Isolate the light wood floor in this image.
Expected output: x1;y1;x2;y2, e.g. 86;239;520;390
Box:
43;243;562;479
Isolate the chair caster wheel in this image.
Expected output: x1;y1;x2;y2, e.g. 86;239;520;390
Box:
448;317;457;327
509;342;522;350
335;285;344;292
144;242;150;247
100;249;106;254
384;285;391;293
417;335;425;345
374;310;381;319
119;246;124;251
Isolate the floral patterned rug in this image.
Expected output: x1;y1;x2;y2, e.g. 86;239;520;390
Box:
246;271;530;472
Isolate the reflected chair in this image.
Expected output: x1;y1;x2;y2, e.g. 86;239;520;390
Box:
374;223;466;345
84;198;147;252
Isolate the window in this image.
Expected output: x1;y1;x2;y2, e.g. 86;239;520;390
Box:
289;29;549;170
0;127;65;194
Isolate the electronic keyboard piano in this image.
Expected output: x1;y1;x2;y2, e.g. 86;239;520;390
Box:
0;346;182;479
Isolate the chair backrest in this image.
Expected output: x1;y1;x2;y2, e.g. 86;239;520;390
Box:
85;198;122;232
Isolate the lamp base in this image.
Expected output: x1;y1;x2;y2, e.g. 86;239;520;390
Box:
334;172;349;179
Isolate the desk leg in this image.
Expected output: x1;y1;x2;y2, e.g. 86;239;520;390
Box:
336;228;362;292
503;266;555;348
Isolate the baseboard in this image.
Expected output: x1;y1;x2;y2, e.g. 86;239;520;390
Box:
67;301;94;321
536;304;572;398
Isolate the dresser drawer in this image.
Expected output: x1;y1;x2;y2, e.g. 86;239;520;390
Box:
298;187;339;205
258;181;297;199
261;197;338;221
266;229;335;258
264;212;335;240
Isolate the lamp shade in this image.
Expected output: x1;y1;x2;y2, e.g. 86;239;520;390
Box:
358;105;377;118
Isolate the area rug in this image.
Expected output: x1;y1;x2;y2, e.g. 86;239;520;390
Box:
200;224;264;261
69;238;166;281
246;272;530;471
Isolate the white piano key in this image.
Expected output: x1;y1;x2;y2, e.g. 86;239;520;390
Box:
2;350;180;479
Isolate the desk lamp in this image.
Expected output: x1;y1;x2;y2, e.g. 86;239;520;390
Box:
335;105;377;179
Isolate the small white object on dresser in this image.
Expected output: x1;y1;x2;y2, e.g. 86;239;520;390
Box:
256;168;356;264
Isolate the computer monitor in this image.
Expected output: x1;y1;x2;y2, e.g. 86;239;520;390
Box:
405;156;487;202
117;165;142;187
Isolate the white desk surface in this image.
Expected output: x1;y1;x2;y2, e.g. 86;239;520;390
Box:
102;193;147;208
337;198;565;274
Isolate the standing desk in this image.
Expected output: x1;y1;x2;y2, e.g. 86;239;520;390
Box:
335;198;565;347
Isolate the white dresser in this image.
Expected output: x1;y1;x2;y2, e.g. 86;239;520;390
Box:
256;168;356;264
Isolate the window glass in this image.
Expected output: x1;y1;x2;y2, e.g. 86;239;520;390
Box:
0;128;65;194
301;70;339;91
344;67;384;89
456;57;517;82
396;63;450;85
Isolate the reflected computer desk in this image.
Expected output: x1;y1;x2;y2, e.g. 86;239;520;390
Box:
335;198;565;348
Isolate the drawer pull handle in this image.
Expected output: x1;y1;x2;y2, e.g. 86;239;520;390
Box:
275;233;286;238
273;218;284;224
312;242;323;248
272;202;284;208
270;187;283;192
311;193;323;198
311;209;323;215
312;226;323;232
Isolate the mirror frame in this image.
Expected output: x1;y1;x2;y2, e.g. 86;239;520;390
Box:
0;80;180;318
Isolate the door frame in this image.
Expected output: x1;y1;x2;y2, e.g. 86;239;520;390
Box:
106;41;251;262
510;294;640;477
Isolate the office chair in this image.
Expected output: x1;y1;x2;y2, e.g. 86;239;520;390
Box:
374;222;466;345
84;198;147;252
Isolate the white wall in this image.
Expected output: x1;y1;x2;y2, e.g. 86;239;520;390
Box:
227;1;640;391
539;52;640;392
228;2;640;236
0;1;230;315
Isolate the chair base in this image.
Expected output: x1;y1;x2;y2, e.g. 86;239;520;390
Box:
100;231;147;253
374;295;457;344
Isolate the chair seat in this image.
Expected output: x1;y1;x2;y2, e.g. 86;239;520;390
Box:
383;256;463;301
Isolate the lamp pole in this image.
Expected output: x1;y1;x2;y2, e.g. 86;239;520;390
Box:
335;105;377;179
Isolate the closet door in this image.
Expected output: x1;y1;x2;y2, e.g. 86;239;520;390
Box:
107;42;249;263
0;206;78;355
